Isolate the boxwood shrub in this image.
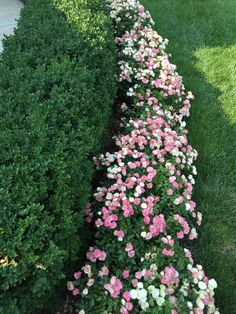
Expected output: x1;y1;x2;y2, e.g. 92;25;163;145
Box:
0;0;116;313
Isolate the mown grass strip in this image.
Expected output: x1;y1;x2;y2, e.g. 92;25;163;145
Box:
140;0;236;312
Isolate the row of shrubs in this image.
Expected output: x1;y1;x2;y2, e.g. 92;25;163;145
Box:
0;0;116;312
68;0;219;313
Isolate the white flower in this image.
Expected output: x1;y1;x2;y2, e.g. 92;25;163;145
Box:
82;288;88;295
140;301;149;310
198;272;203;280
181;121;186;128
185;203;191;211
192;165;197;175
141;231;147;238
159;285;166;298
151;288;160;299
156;297;165;306
135;186;142;194
187;301;193;309
150;263;157;271
140;300;149;310
130;289;138;299
87;279;94;287
141;269;146;276
106;193;113;200
187;264;193;271
190;228;198;239
193;278;198;284
137;289;147;301
208;279;217;290
137;282;144;289
82;264;91;275
196;298;205;310
169;296;177;305
79;310;85;314
148;285;155;292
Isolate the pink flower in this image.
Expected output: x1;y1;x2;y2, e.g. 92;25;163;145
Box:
128;162;136;169
162;248;175;256
72;288;80;296
123;291;131;301
95;219;103;227
144;269;152;278
86;247;107;262
122;270;130;279
115;230;125;240
172;179;179;188
177;231;184;239
149;214;166;238
132;279;138;287
94;249;103;258
74;271;82;280
169;176;176;184
144;216;151;224
161;267;179;285
125;243;133;252
142;208;149;217
128;250;135;257
120;307;128;314
126;302;133;311
104;276;123;298
98;266;109;277
135;271;142;279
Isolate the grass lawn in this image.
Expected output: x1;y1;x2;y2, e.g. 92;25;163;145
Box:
140;1;236;312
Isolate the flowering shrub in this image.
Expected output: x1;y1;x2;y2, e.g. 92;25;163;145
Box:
69;0;219;313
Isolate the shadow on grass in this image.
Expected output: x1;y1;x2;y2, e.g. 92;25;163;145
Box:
140;0;236;312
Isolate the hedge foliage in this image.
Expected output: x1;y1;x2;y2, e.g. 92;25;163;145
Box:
0;0;116;312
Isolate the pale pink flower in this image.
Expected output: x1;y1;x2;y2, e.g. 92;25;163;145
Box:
122;270;130;279
72;288;80;296
74;271;82;280
67;281;75;291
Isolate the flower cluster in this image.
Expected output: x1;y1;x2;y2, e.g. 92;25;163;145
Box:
69;0;219;313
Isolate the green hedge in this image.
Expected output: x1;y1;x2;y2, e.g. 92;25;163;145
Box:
0;0;116;312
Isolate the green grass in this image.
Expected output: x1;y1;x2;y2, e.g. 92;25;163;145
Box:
140;1;236;312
